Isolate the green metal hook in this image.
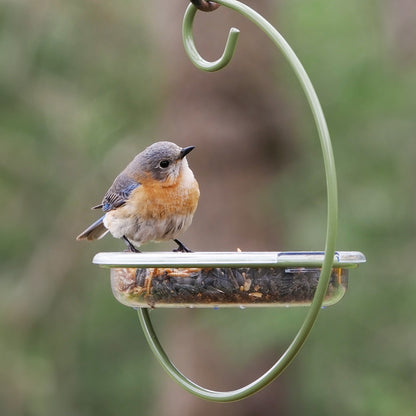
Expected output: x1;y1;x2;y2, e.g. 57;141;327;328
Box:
137;0;338;402
182;4;240;71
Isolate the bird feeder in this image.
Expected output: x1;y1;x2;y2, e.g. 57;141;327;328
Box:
94;251;365;309
91;0;366;402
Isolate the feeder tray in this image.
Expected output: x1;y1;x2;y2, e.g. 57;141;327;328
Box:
94;251;366;308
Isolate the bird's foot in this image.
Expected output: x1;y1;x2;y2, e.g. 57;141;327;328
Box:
173;239;192;253
122;236;141;253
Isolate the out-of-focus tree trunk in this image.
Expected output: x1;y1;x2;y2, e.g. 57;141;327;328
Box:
383;0;416;64
145;1;295;414
147;0;294;252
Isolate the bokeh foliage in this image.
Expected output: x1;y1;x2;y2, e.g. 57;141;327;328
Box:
1;0;415;415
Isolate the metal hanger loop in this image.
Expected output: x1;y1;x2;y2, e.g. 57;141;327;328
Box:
182;3;240;72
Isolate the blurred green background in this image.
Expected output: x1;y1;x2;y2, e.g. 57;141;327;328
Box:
1;0;415;415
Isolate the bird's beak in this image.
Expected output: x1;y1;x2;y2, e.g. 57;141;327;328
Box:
180;146;195;159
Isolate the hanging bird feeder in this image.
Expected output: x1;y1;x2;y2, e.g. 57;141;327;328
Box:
94;251;365;309
91;0;366;402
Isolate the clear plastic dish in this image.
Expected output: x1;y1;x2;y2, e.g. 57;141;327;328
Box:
93;251;366;308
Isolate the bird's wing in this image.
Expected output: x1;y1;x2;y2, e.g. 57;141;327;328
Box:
93;173;140;212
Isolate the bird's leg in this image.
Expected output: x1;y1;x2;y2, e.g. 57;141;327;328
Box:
122;236;141;253
173;239;192;253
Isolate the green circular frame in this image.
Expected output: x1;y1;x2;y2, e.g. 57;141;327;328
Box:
137;0;338;402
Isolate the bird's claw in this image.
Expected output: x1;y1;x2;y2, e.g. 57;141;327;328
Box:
122;236;141;253
173;239;192;253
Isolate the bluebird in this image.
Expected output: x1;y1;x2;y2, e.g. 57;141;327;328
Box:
77;141;199;252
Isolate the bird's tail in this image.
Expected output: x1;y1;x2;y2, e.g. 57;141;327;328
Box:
76;216;109;241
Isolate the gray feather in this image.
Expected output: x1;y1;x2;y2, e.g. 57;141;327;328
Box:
100;173;140;212
76;216;108;241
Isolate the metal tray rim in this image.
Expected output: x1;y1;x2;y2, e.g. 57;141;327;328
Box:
93;250;366;269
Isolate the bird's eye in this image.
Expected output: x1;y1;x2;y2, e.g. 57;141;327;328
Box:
159;160;170;168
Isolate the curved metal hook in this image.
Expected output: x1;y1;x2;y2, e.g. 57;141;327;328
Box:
182;3;240;72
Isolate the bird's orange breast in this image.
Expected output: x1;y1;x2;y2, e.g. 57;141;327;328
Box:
127;174;199;220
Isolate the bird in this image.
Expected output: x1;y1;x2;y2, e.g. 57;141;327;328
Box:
76;141;200;253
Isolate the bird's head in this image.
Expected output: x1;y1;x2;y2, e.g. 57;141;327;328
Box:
130;141;195;185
